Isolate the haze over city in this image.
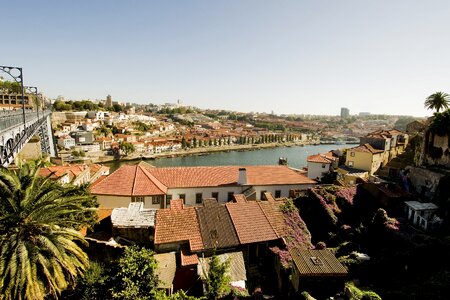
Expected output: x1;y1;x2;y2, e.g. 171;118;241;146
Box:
2;0;450;116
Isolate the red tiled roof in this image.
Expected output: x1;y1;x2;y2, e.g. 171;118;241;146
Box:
258;200;287;239
349;143;384;154
233;194;247;203
307;154;335;164
180;247;198;266
90;165;166;196
91;165;315;196
154;201;204;251
39;165;86;180
226;201;278;244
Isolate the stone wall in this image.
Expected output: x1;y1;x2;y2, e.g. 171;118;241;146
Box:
420;130;450;167
406;166;446;199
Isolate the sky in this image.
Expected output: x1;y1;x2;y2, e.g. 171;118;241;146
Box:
1;0;450;117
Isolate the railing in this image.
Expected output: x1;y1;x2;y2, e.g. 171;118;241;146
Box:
0;110;51;132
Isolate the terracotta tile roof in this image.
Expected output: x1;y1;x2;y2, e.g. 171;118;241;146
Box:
148;165;315;187
180;247;199;266
290;249;347;277
97;208;113;221
307;153;336;164
349;143;384;154
233;194;247;203
226;201;278;244
258;200;288;238
196;199;240;250
154;200;204;251
91;175;107;188
90;165;166;196
91;165;315;196
39;165;87;180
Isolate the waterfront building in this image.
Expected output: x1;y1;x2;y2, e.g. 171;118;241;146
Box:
344;143;385;175
306;152;338;180
90;162;316;209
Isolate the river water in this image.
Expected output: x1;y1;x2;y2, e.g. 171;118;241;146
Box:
105;144;344;173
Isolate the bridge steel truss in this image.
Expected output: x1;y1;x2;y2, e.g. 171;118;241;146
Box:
1;65;55;167
0;110;54;167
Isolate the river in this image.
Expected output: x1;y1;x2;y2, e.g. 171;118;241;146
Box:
104;144;345;173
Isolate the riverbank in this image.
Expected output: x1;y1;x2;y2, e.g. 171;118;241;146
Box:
92;141;321;164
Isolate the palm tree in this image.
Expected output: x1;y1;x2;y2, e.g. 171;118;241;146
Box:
0;160;98;300
425;92;450;112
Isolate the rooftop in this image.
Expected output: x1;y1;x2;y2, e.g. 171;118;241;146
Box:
349;143;384;154
198;251;247;283
154;199;204;251
290;249;348;277
405;201;438;211
226;200;278;244
196;199;240;250
154;252;176;289
111;202;157;228
91;164;315;196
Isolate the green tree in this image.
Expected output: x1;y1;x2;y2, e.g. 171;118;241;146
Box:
425;91;450;113
0;160;97;300
181;137;187;149
112;246;160;300
203;253;231;300
119;141;135;156
113;104;123;112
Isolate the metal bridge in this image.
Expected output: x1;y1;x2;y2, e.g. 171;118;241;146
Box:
0;109;55;167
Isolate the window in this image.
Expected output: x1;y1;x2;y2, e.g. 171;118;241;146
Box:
348;161;354;167
212;192;219;200
166;194;172;205
179;194;186;201
196;193;203;204
275;190;281;198
132;196;144;203
350;152;355;157
322;164;326;168
152;196;162;204
261;191;267;200
228;192;234;201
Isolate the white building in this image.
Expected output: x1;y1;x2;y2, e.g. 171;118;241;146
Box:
58;136;76;149
91;162;316;210
404;201;441;232
307;152;338;180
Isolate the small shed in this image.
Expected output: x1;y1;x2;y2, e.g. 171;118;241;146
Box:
198;251;247;289
404;201;440;231
290;249;347;297
111;202;156;244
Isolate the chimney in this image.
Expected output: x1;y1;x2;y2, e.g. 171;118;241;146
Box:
238;168;247;185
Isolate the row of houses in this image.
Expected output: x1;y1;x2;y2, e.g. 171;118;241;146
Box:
307;129;409;185
82;162;348;296
94;194;347;296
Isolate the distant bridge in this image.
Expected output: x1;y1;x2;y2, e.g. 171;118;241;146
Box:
0;110;55;167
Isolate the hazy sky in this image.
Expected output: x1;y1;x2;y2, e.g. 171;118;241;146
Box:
1;0;450;116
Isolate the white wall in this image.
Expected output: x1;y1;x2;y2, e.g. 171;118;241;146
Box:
167;183;314;207
307;162;330;179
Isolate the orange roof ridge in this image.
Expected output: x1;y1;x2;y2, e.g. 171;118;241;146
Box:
131;165;139;195
139;165;167;194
